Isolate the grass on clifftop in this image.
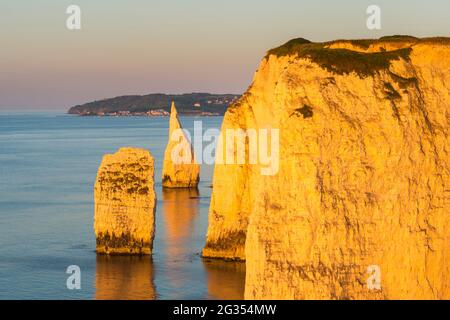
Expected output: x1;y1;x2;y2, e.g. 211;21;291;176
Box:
266;38;312;56
378;35;418;41
268;41;412;77
304;46;411;77
265;36;449;77
330;35;418;50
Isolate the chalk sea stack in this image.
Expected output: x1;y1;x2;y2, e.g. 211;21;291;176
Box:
94;147;156;255
162;102;200;188
204;36;450;299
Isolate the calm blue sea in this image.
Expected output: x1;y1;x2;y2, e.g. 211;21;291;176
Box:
0;111;245;300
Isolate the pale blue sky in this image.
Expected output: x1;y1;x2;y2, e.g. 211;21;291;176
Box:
1;0;449;109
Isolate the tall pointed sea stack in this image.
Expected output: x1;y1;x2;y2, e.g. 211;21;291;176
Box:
162;102;200;188
204;36;450;299
94;147;156;255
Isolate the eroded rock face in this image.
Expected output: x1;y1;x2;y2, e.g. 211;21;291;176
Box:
162;102;200;188
94;147;156;255
202;105;250;260
205;37;450;299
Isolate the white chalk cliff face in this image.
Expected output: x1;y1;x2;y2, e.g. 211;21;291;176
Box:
162;102;200;188
204;37;450;299
94;148;156;255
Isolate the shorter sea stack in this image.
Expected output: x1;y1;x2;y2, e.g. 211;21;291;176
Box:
94;147;156;255
162;102;200;188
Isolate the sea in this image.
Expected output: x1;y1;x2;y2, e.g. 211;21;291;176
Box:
0;111;245;300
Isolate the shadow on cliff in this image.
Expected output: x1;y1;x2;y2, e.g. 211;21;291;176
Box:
95;255;156;300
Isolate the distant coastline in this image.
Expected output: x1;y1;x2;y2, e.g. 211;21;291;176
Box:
67;93;240;117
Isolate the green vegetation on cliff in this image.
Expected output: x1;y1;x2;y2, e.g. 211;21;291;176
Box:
267;37;414;77
266;36;450;77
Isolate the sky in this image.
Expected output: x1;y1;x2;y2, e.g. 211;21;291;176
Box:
1;0;449;109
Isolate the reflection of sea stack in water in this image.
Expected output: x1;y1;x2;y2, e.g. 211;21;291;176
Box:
94;147;156;255
203;259;245;300
95;255;156;300
162;102;200;188
161;188;200;290
162;188;200;255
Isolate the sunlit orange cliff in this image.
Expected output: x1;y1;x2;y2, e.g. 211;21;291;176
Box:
203;36;450;299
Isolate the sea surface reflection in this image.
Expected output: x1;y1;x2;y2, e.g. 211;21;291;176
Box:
0;113;245;299
203;259;245;300
162;188;200;257
95;255;156;300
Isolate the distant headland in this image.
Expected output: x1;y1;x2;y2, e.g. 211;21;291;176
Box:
67;93;240;116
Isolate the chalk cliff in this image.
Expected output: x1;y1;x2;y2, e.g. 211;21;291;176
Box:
94;147;156;255
204;36;450;299
162;102;200;188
